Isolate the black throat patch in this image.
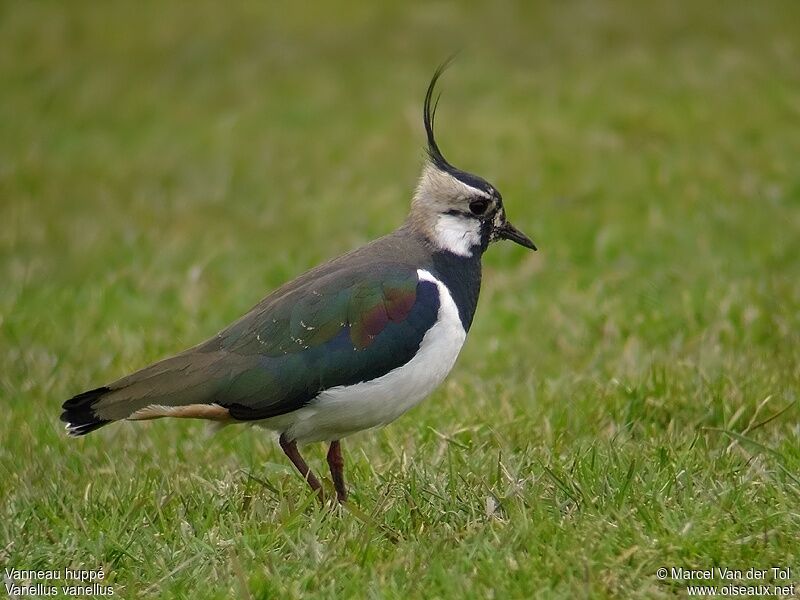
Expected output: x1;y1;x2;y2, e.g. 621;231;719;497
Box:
428;249;483;332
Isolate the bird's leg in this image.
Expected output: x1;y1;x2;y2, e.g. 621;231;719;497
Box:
327;440;348;503
279;433;324;502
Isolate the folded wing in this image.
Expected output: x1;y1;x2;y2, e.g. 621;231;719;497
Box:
71;264;441;426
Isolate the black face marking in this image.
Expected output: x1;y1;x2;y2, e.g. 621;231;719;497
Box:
444;199;497;223
450;168;496;196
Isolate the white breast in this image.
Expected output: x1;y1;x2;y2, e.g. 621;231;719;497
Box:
258;269;466;443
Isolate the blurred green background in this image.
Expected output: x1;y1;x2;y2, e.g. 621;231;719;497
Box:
1;1;798;598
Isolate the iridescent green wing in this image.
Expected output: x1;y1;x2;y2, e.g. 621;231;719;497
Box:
210;263;440;419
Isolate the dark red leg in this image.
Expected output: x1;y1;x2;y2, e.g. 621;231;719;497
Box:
327;440;347;503
279;433;324;502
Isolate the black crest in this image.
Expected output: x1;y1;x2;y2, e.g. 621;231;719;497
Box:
424;57;457;172
423;59;497;197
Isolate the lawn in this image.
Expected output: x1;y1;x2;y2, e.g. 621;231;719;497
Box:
1;1;799;598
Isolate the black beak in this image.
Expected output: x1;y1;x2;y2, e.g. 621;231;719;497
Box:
498;220;537;251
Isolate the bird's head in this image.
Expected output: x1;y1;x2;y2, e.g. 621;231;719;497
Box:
408;62;536;258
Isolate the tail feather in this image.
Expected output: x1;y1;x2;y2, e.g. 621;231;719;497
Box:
61;386;113;436
60;349;252;436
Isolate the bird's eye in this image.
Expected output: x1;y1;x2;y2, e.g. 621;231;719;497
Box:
469;198;489;215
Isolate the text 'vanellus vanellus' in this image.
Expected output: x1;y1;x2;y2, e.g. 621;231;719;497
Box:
61;62;536;503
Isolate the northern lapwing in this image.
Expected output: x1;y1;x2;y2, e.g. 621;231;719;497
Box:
61;62;536;503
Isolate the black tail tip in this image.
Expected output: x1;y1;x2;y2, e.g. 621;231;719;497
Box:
61;386;112;436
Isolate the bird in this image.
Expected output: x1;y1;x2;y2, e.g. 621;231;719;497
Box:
61;61;536;504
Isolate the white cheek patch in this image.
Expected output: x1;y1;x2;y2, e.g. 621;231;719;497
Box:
433;213;481;257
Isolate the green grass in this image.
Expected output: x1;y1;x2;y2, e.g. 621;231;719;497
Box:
2;1;799;598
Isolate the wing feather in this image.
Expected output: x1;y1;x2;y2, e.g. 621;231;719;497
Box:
216;264;440;420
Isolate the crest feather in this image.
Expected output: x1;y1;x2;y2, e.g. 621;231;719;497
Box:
423;57;457;172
